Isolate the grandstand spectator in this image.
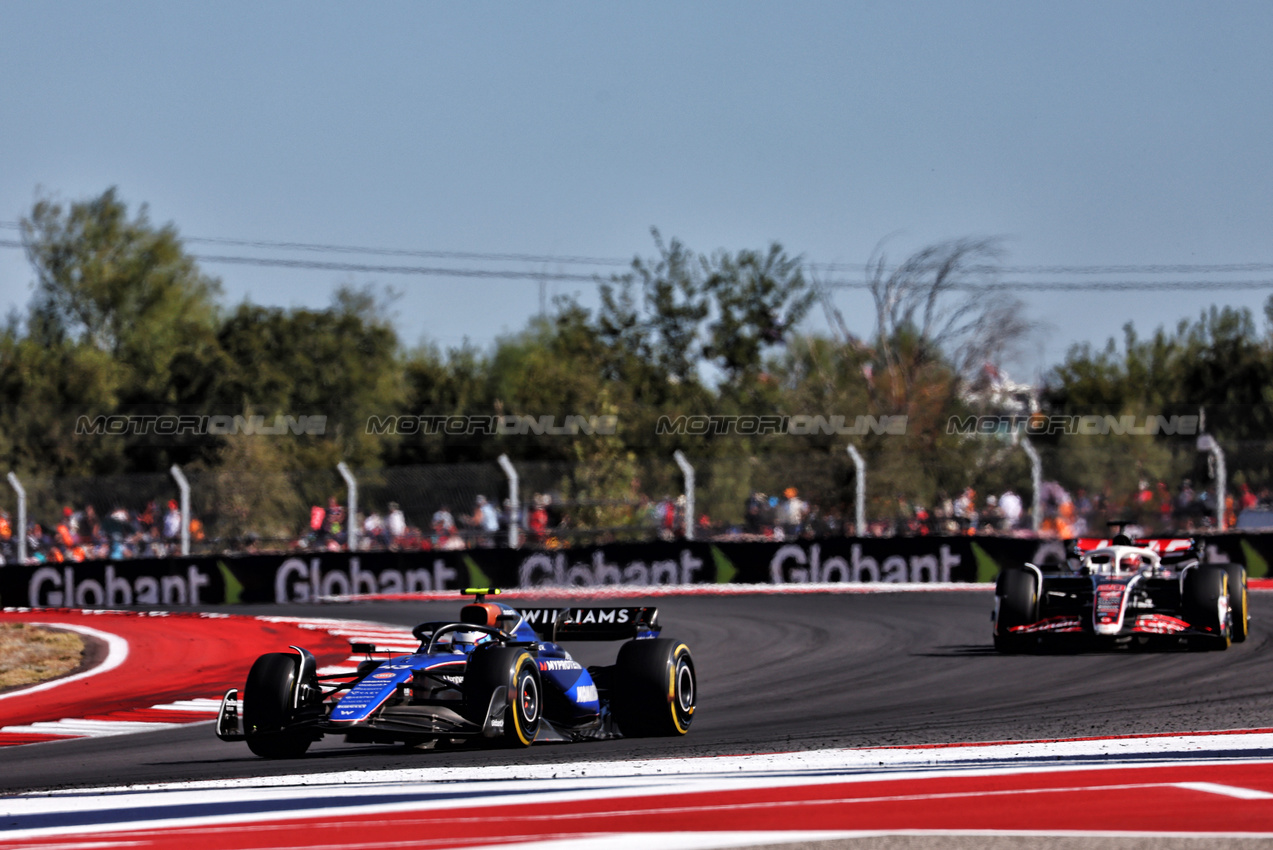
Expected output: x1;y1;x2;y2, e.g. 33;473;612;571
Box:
472;495;499;547
744;492;767;535
655;495;676;540
138;500;158;536
362;509;386;549
953;487;978;531
55;509;76;550
999;489;1023;529
980;495;1003;532
309;503;325;537
500;498;521;543
81;505;101;547
163;500;182;540
528;495;549;544
779;488;808;537
431;505;455;534
1241;483;1257;511
431;505;456;547
323;497;346;542
386;502;407;545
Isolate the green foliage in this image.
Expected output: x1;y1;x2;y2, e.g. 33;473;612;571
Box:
1043;303;1273;504
703;241;814;394
22;188;223;404
599;230;709;389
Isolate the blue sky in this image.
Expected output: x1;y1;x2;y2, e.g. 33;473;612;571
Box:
3;2;1272;381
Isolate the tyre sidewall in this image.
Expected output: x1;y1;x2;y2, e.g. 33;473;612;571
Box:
1225;563;1249;643
243;652;312;758
464;646;542;746
613;638;696;737
994;568;1039;651
1184;565;1231;648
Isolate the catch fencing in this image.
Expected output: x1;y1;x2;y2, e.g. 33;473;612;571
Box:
3;434;1271;565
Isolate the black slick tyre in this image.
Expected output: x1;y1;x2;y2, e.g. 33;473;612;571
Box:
993;568;1039;653
244;652;313;759
612;639;696;737
464;647;541;747
1226;563;1249;643
1184;566;1231;651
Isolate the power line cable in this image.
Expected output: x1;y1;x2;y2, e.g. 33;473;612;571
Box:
194;253;603;282
810;261;1273;275
5;235;1273;290
0;223;630;268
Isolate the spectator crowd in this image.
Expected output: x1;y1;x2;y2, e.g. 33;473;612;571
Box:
0;500;204;565
2;477;1272;565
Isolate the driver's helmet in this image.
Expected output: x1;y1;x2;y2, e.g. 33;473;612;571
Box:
1121;553;1142;572
450;630;492;653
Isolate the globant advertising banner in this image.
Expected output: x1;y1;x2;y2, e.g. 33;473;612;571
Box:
3;534;1270;608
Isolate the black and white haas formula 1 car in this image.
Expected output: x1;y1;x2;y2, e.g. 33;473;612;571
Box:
993;532;1248;652
216;589;696;758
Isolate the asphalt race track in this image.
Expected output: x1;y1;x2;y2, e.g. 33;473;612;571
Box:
3;590;1273;795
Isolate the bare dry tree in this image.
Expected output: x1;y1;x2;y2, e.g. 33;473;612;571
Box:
868;237;1034;408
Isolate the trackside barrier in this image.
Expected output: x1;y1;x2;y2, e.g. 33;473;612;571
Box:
3;533;1271;608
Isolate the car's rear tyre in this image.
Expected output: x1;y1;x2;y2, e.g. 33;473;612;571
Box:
464;647;541;747
1184;566;1231;651
993;568;1039;653
244;652;313;758
612;639;696;737
1226;563;1249;643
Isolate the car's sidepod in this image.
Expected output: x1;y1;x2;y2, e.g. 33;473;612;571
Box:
329;656;464;723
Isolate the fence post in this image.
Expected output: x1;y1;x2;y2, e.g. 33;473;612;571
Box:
673;450;695;541
846;445;867;536
169;464;191;556
337;462;358;552
6;472;26;564
1021;436;1042;533
1197;434;1227;531
497;454;520;548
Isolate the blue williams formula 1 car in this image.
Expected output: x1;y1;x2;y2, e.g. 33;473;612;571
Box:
215;589;697;758
993;534;1249;652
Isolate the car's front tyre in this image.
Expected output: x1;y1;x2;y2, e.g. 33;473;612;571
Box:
1184;566;1231;651
464;647;542;747
1226;563;1249;643
993;568;1039;653
243;652;314;758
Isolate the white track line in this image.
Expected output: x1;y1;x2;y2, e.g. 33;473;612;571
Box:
1175;781;1273;800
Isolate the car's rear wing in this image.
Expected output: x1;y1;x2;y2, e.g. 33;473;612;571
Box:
1070;537;1202;561
517;606;661;642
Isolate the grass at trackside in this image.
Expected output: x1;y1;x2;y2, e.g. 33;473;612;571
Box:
0;623;84;689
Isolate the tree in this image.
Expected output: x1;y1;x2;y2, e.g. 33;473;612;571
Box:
868;237;1031;412
703;241;814;392
1;189;227;475
213;285;405;469
1044;305;1273;502
21;188;223;404
598;229;709;389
